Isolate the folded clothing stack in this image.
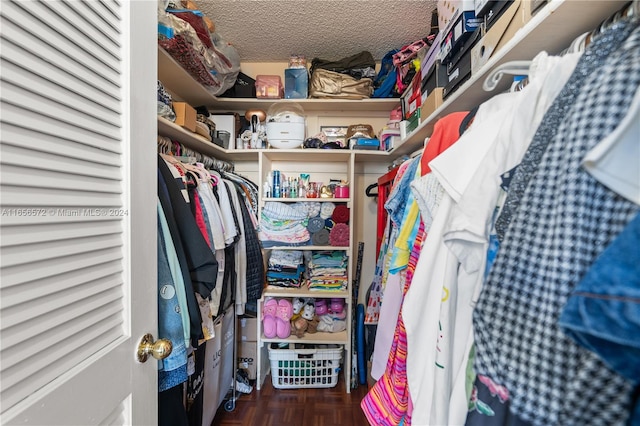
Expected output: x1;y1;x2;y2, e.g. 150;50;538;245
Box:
259;202;310;247
266;250;305;288
307;251;348;291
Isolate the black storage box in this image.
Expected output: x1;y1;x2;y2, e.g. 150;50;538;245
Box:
220;72;256;98
481;0;515;31
443;28;482;99
421;60;448;99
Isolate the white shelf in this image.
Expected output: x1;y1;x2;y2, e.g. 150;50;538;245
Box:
262;197;350;203
260;330;348;345
259;149;354;161
156;122;393;163
157;116;260;162
263;287;349;299
158;1;627;163
263;245;350;251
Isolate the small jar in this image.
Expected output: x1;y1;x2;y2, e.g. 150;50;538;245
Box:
334;184;350;198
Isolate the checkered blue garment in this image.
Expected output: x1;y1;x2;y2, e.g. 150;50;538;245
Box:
472;19;640;426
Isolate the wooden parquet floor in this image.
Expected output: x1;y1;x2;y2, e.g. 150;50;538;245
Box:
211;374;371;426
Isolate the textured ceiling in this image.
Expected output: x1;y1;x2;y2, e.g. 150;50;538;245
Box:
196;0;438;62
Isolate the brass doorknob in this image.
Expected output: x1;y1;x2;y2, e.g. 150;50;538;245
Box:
137;333;172;362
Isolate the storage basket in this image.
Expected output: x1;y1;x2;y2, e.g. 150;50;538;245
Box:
268;344;342;389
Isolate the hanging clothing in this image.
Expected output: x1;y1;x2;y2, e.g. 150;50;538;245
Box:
403;93;520;426
437;50;582;426
472;19;640;426
232;180;265;303
157;204;188;392
558;212;640;383
158;156;218;300
580;84;640;205
361;222;426;425
158;167;204;346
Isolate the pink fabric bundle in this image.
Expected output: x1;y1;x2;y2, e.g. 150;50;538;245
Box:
329;223;350;246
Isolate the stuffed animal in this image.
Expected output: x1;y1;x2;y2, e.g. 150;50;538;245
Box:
291;316;308;338
290;297;306;322
303;303;320;334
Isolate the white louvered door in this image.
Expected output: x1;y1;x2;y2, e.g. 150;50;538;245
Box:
0;1;157;425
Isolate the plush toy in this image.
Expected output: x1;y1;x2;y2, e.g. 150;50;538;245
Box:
292;315;308;338
292;302;318;337
290;297;306;322
303;303;320;334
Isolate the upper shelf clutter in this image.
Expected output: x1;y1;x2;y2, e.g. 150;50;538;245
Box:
158;47;400;112
390;0;629;157
158;0;628;161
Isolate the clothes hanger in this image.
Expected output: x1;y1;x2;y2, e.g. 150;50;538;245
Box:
482;60;531;92
585;1;636;47
486;0;636;93
157;136;171;154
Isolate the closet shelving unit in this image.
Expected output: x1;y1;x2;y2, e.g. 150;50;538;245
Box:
156;0;629;396
255;149;356;391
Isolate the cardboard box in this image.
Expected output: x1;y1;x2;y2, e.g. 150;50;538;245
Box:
471;0;532;74
420;88;444;121
238;341;257;380
444;53;472;99
256;75;283;99
239;317;258;342
173;102;196;133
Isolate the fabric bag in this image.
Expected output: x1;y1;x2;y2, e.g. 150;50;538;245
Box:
309;69;373;99
310;51;376;79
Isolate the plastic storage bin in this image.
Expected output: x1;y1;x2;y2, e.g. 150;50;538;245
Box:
256;75;283;99
285;68;308;99
268;343;342;389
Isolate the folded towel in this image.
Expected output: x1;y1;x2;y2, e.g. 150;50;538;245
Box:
293;201;321;218
307;216;325;233
329;223;349;246
320;202;336;219
332;205;350;223
263;201;308;221
312;229;330;246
